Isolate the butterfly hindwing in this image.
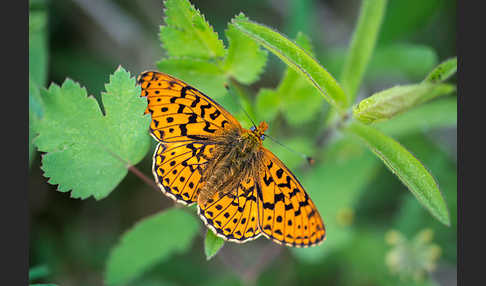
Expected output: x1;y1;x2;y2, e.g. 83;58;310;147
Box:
198;176;261;243
152;141;215;205
138;71;240;143
257;148;326;247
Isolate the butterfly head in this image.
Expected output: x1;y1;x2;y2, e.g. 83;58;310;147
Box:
249;121;268;142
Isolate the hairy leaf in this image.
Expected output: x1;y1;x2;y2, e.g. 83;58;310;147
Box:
374;97;457;137
232;17;348;111
353;83;455;124
345;121;450;226
424;57;457;83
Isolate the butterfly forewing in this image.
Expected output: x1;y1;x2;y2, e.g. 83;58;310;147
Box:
138;71;240;142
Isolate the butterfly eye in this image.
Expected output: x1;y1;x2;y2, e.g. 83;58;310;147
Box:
260;134;265;141
250;126;256;132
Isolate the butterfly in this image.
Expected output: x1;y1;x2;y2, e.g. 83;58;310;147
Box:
137;71;326;247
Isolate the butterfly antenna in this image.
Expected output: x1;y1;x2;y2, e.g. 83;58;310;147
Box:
224;83;257;129
264;134;315;166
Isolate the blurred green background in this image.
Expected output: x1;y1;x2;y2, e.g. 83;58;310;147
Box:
29;0;457;285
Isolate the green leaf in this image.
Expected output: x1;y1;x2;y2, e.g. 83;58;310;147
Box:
29;6;48;86
344;121;450;226
374;97;457;137
424;57;457;83
33;67;151;200
30;284;58;286
223;14;268;85
340;0;388;104
160;0;225;59
232;17;348;111
204;230;225;260
157;58;227;99
105;208;199;286
353;83;455;124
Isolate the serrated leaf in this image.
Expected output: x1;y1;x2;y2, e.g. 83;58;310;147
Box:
160;0;225;59
204;230;225;260
424;57;457;83
157;58;227;99
340;0;387;104
232;17;348;111
105;208;199;286
33;67;151;200
374;97;457;137
353;83;455;124
345;121;450;226
223;14;268;84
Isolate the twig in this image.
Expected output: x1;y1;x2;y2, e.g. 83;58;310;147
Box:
127;165;159;193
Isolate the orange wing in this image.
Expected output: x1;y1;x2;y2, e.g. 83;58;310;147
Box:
152;141;214;205
138;71;240;142
138;71;240;205
198;176;261;243
257;148;326;247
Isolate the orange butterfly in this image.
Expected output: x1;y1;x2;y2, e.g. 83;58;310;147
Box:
138;71;326;247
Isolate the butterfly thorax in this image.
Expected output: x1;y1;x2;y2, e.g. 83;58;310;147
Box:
197;125;265;207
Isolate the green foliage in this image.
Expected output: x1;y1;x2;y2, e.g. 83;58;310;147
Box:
33;67;151;199
424;57;458;83
224;16;268;84
232;16;349;111
293;138;379;262
160;0;225;59
30;0;456;285
375;97;457;137
105;208;199;285
344;121;450;226
256;32;323;126
29;1;48;87
323;44;439;83
158;1;267;100
204;230;225;260
353;57;457;124
340;0;387;103
29;264;49;282
29;1;48;165
353;83;455;124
